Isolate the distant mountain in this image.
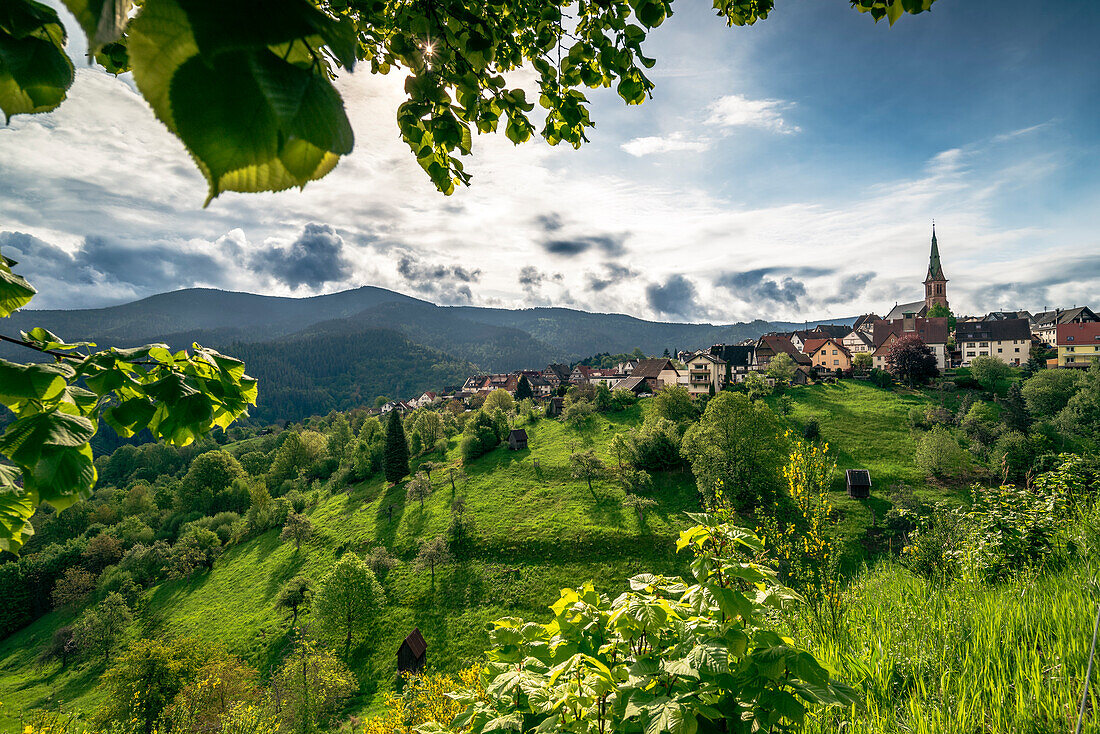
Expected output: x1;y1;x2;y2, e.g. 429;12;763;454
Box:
1;285;856;421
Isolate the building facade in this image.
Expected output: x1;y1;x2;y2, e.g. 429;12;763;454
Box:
682;351;724;395
1057;323;1100;368
955;318;1032;366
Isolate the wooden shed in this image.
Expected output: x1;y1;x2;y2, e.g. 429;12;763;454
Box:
548;396;565;416
845;470;872;499
397;628;427;674
507;428;528;450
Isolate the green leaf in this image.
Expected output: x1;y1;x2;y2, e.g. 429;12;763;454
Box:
0;410;96;467
0;359;69;404
0;1;74;123
0;465;36;553
59;0;132;50
644;699;697;734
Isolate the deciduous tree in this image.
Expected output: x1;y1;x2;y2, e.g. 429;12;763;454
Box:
313;554;385;660
280;512;315;551
75;592;132;666
415;536;453;587
406;471;433;509
569;450;606;501
970;355;1012;391
277;575;315;630
886;334;938;387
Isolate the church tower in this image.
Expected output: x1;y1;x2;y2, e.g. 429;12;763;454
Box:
924;224;948;312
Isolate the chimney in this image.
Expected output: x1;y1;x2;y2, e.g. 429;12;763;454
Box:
902;312;916;332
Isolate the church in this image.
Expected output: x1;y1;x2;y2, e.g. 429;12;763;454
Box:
885;226;949;320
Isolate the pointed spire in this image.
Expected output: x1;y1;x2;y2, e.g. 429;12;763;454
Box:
926;222;945;282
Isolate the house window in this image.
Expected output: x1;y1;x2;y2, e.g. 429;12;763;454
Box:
966;351;975;357
1068;336;1075;342
997;348;1002;353
833;359;839;365
1014;348;1020;353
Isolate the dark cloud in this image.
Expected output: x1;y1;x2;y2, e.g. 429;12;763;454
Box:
518;266;543;287
0;231;85;280
715;266;841;308
535;213;564;233
252;223;351;289
395;252;482;305
823;272;876;304
586;263;636;292
397;256;481;284
646;274;698;319
542;234;626;257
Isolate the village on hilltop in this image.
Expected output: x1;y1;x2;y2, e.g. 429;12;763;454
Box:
379;228;1098;413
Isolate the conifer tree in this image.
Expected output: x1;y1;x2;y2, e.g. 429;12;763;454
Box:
383;410;410;485
515;375;534;400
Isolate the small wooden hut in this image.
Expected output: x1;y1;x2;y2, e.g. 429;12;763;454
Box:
508;428;528;450
397;628;427;674
845;469;871;499
548;396;565;416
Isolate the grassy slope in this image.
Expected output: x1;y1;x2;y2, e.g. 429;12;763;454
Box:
0;385;960;729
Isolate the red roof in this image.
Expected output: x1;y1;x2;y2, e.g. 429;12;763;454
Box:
872;317;949;347
1057;322;1100;345
805;338;850;358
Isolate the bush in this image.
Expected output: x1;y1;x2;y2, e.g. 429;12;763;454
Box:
632;419;684;472
914;426;967;479
167;528;222;579
803;419;820;441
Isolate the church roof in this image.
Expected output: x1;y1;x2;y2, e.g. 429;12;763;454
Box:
925;226;946;282
885;300;927;321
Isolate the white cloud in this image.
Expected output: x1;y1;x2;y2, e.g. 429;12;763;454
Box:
621;132;711;157
704;94;799;134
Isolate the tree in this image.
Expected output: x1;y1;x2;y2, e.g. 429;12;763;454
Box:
483;389;515;413
914;426;967;479
1021;368;1084;418
927;302;957;329
75;592;132;666
617;467;653;496
681;392;786;511
1001;381;1031;433
313;554;385;660
93;636;208;734
406;471;433;509
970;355;1012;391
514;375;534;401
563;399;597;432
163;655;262;734
180;450;247;515
415;536;453;586
885;334;938;387
766;352;797;385
1056;362;1100;444
168;527;222;579
270;638;357;734
853;352;873;374
382;409;410;484
650;385;697;422
448;465;468;495
84;532;123;572
364;546;400;579
622;493;657;522
743;371;772;400
38;625;77;669
277;576;314;630
326;414;354;465
569;450;606;501
609;433;636;470
280;512;316;552
51;566;97;610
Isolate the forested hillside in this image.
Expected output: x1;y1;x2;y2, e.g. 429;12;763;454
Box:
2;365;1098;734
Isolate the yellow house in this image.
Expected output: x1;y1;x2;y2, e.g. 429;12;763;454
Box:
1057;323;1100;367
683;351;725;395
805;338;852;373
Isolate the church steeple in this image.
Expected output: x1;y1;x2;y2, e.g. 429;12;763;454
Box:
923;223;948;311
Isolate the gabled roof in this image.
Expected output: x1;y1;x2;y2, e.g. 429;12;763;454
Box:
872;317;949;347
885;301;928;321
401;628;427;658
615;375;648;392
846;469;871;487
955;318;1031;343
685;350;724;365
709;344;754;368
631;358;678;378
1033;306;1099;327
844;330;874;347
757;335;812;365
544;364;571;380
984;310;1033;323
811;324;852;339
852;314;881;331
805;338;851;358
509;428;528;440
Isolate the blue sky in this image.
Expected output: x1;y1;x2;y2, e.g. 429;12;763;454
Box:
0;0;1097;322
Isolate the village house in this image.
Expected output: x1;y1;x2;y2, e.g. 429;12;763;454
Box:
542;363;572;389
753;334;812;370
805;337;852;373
955;318;1032;366
682;350;725;395
871;315;950;370
614;358;680;394
709;344;754;383
1056;322;1100;368
1031;306;1099;347
569;364;595;384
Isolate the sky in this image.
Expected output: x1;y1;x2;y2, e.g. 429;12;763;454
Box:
1;0;1098;323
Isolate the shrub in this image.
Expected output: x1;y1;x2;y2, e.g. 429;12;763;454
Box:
167;528;222;579
914;426;967;479
803;418;821;442
632;419;684;472
51;567;97;610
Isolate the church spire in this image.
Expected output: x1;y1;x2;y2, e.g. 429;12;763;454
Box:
926;223;945;282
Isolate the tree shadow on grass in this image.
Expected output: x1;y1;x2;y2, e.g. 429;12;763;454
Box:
373;482;409;550
25;660;101;710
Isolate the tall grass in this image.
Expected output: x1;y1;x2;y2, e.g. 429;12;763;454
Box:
798;559;1099;733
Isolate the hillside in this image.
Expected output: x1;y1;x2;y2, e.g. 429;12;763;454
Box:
0;384;955;726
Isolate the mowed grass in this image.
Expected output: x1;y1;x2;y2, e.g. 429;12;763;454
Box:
0;386;967;729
